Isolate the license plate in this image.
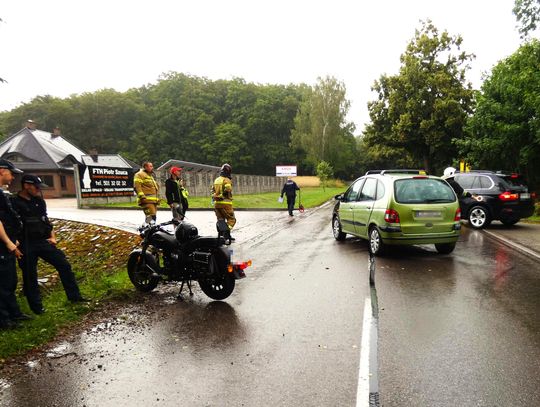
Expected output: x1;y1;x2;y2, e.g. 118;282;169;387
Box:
415;211;442;218
520;193;530;199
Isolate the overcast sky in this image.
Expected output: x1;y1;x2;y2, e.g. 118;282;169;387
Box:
0;0;527;132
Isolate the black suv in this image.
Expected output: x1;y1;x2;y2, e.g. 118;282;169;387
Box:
443;171;535;229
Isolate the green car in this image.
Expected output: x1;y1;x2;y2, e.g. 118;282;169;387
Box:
332;170;461;255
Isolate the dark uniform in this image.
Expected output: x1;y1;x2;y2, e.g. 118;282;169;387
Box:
165;168;189;220
0;189;25;326
11;193;83;313
281;179;300;216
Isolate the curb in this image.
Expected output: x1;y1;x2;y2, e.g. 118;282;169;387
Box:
482;229;540;261
79;207;308;212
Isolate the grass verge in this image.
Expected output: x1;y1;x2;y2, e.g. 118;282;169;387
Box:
0;220;140;361
95;186;346;210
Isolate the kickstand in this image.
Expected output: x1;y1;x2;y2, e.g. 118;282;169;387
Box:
177;279;194;301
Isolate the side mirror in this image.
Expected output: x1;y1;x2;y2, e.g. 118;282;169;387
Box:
334;193;343;201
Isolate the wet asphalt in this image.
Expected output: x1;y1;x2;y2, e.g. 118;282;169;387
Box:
1;202;539;406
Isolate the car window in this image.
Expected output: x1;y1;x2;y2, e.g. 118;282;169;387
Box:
500;175;528;189
395;178;455;203
358;178;377;201
479;176;493;189
470;176;482;189
454;175;475;189
343;179;364;202
376;180;385;200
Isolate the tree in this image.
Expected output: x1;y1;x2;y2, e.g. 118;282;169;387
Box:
513;0;540;38
316;161;334;191
457;39;540;189
362;20;475;175
291;76;356;176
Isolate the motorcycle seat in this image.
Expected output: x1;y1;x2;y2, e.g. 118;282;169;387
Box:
182;236;225;250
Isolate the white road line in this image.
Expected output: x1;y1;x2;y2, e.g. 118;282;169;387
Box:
356;297;372;407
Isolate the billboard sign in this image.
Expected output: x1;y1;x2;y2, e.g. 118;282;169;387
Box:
79;166;134;198
276;165;297;177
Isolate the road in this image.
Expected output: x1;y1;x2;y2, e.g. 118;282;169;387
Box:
1;202;539;406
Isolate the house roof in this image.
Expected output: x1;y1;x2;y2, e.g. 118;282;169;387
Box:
0;127;86;171
81;154;138;168
158;159;220;173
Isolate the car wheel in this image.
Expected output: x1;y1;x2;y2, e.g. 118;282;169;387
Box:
500;218;519;227
435;243;456;254
332;216;346;241
368;226;385;256
468;205;491;229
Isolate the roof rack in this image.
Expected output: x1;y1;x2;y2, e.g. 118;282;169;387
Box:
454;170;495;174
365;169;428;176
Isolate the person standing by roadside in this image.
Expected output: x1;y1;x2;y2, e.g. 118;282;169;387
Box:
443;167;478;201
281;177;300;216
165;166;189;221
0;159;32;329
212;163;236;243
134;161;160;224
11;175;89;315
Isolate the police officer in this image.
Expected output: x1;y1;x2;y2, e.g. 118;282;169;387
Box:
11;174;88;314
280;177;300;216
165;166;189;221
134;161;160;224
0;159;31;329
212;164;236;243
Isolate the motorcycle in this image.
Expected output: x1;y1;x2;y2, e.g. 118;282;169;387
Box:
127;220;250;300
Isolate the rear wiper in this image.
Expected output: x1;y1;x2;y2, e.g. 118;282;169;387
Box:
424;199;453;203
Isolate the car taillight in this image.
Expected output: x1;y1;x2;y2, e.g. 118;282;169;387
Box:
454;208;461;221
499;192;519;201
385;209;400;223
531;192;537;200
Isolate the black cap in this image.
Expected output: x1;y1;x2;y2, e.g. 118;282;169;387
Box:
21;174;48;188
0;158;23;174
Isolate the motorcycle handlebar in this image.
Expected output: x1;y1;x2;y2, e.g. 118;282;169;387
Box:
138;219;179;234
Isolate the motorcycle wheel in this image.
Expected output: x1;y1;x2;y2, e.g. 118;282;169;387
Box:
127;251;160;292
199;249;236;300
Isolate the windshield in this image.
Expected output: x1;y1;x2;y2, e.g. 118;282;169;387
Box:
395;178;456;204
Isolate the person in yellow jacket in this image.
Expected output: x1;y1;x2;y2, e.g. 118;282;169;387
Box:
212;163;236;243
134;161;160;224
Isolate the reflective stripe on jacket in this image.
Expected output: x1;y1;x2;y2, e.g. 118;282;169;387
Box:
212;176;233;205
134;170;159;204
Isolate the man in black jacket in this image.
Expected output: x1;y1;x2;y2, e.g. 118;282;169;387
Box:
281;177;300;216
0;159;32;329
11;174;88;314
165;166;189;221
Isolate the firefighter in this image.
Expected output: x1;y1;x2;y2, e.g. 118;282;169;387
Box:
134;161;160;224
212;163;236;243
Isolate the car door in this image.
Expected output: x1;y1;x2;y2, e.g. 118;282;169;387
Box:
352;177;378;237
338;178;364;234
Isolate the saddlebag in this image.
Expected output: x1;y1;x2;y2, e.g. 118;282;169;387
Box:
192;251;212;274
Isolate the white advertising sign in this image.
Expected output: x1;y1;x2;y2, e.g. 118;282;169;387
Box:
276;165;297;176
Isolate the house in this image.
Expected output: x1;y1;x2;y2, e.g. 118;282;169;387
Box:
0;120;86;198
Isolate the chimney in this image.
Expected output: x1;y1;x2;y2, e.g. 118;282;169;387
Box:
52;127;61;137
26;119;37;130
88;148;99;163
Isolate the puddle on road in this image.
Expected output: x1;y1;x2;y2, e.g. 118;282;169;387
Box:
0;378;11;391
46;342;72;358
